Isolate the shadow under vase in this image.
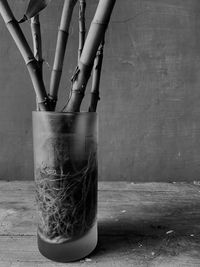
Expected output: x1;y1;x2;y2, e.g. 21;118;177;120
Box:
90;201;200;262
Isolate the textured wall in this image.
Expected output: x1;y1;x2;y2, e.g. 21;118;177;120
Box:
0;0;200;181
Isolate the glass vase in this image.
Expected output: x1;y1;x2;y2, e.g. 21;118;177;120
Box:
32;111;98;262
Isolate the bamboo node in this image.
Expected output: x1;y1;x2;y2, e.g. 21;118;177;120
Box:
18;15;28;24
48;94;57;103
38;97;49;105
52;69;62;74
71;87;85;97
26;58;36;66
92;20;108;26
58;28;69;35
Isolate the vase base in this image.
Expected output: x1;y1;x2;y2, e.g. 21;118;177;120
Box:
37;222;98;262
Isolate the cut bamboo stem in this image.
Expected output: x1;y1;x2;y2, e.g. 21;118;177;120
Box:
78;0;86;61
64;0;116;112
31;15;43;111
0;0;51;111
49;0;78;110
88;36;105;112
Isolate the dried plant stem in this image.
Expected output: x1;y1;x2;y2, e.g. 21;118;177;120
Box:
49;0;78;110
31;15;43;111
78;0;86;61
0;0;51;111
88;36;105;112
64;0;116;112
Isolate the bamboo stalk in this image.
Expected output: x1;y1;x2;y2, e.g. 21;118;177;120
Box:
64;0;116;112
78;0;86;61
31;15;43;75
0;0;51;111
31;15;43;111
88;36;105;112
49;0;78;110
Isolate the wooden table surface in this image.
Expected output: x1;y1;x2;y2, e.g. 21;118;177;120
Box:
0;181;200;267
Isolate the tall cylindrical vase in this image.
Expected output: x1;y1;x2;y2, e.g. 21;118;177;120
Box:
32;111;98;262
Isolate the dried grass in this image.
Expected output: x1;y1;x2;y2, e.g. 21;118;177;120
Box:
35;152;97;243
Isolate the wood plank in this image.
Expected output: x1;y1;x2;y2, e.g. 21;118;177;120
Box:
1;182;200;236
1;180;199;191
0;234;200;266
0;181;200;266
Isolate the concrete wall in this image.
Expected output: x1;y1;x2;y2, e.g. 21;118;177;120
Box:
0;0;200;182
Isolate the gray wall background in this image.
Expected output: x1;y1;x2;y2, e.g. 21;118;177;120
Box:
0;0;200;182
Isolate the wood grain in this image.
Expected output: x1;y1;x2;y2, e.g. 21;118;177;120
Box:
0;181;200;266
